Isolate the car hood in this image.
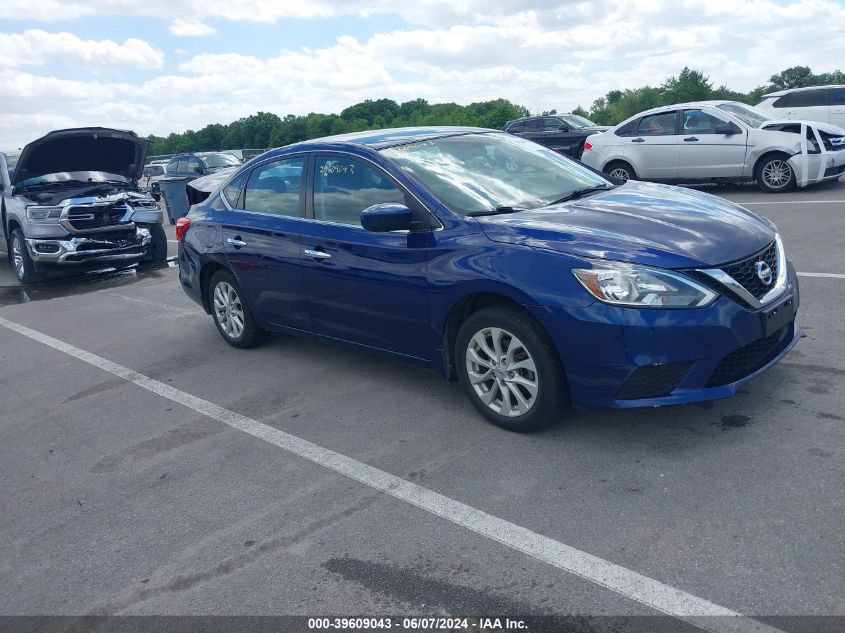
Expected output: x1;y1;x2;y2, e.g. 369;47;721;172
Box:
580;125;611;132
475;181;775;269
13;127;149;186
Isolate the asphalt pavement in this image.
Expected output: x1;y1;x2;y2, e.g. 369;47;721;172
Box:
0;181;842;633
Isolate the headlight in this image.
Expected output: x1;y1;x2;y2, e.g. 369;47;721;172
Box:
572;260;718;308
26;205;63;221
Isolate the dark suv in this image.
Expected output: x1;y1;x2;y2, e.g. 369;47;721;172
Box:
502;114;609;158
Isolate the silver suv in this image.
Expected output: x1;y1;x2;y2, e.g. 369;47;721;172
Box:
1;127;167;284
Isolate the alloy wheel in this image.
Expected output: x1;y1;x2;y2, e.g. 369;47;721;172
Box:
12;235;24;280
609;167;631;182
762;160;792;189
465;326;539;417
213;281;245;339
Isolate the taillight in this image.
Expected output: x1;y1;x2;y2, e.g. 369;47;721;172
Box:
584;140;593;151
176;217;191;242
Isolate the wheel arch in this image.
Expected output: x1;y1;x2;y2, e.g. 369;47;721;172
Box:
198;259;229;314
440;290;557;382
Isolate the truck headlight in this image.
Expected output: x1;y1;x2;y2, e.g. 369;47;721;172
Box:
572;261;718;308
26;206;63;221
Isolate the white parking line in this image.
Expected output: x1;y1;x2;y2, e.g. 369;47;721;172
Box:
0;314;783;633
167;240;179;244
797;272;845;279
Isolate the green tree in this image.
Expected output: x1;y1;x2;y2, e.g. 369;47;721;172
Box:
769;66;814;90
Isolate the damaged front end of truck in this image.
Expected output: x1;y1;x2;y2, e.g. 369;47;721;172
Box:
2;127;168;283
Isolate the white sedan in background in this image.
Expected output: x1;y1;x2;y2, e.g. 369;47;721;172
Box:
580;100;845;192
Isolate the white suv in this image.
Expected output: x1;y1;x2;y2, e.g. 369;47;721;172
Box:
756;85;845;128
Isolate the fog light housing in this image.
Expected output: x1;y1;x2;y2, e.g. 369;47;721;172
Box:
33;242;61;254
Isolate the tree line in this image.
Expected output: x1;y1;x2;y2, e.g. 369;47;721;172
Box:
148;66;844;156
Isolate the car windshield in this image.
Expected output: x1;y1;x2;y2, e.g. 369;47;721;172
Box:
716;102;774;128
19;171;128;187
560;114;597;128
381;132;610;216
202;153;240;168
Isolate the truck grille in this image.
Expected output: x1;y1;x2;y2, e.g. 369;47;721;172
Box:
67;204;130;230
720;240;778;301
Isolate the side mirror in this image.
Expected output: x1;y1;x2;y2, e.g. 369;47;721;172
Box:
360;203;413;232
558;124;570;131
715;122;741;135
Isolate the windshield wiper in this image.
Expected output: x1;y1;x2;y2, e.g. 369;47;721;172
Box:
546;185;615;206
466;206;526;217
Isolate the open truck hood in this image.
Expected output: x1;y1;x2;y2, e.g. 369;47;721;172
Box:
13;127;149;186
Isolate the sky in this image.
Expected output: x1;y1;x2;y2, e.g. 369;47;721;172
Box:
1;0;844;149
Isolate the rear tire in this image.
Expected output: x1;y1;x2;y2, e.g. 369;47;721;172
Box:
10;228;45;284
756;154;796;193
208;270;268;348
456;305;566;432
604;161;636;183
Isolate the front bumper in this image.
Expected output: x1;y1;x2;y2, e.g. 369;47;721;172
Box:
528;261;802;409
25;227;151;266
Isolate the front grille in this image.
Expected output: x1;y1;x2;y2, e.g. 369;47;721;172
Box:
720;240;778;300
67;204;130;230
706;326;790;387
617;362;692;399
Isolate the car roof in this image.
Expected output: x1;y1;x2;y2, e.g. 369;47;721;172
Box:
284;126;493;151
762;84;845;98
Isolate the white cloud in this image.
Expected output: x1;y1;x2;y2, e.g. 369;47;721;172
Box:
169;19;216;37
0;29;163;68
2;0;845;149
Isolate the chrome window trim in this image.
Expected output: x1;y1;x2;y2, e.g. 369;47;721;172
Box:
698;233;789;309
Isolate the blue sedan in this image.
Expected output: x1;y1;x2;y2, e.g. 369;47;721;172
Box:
177;127;800;432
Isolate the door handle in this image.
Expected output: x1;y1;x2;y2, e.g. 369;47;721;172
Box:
227;237;247;248
304;248;332;260
683;137;699;142
631;137;645;143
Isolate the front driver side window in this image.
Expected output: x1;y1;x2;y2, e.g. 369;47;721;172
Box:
313;156;406;226
638;112;677;136
682;110;727;135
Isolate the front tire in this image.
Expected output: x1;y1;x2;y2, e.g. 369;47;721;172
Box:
209;270;268;348
756;154;796;193
456;306;565;432
604;161;636;183
10;228;45;284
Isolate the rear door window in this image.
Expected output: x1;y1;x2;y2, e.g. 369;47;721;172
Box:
637;112;678;136
243;157;304;216
831;88;845;106
774;89;830;108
